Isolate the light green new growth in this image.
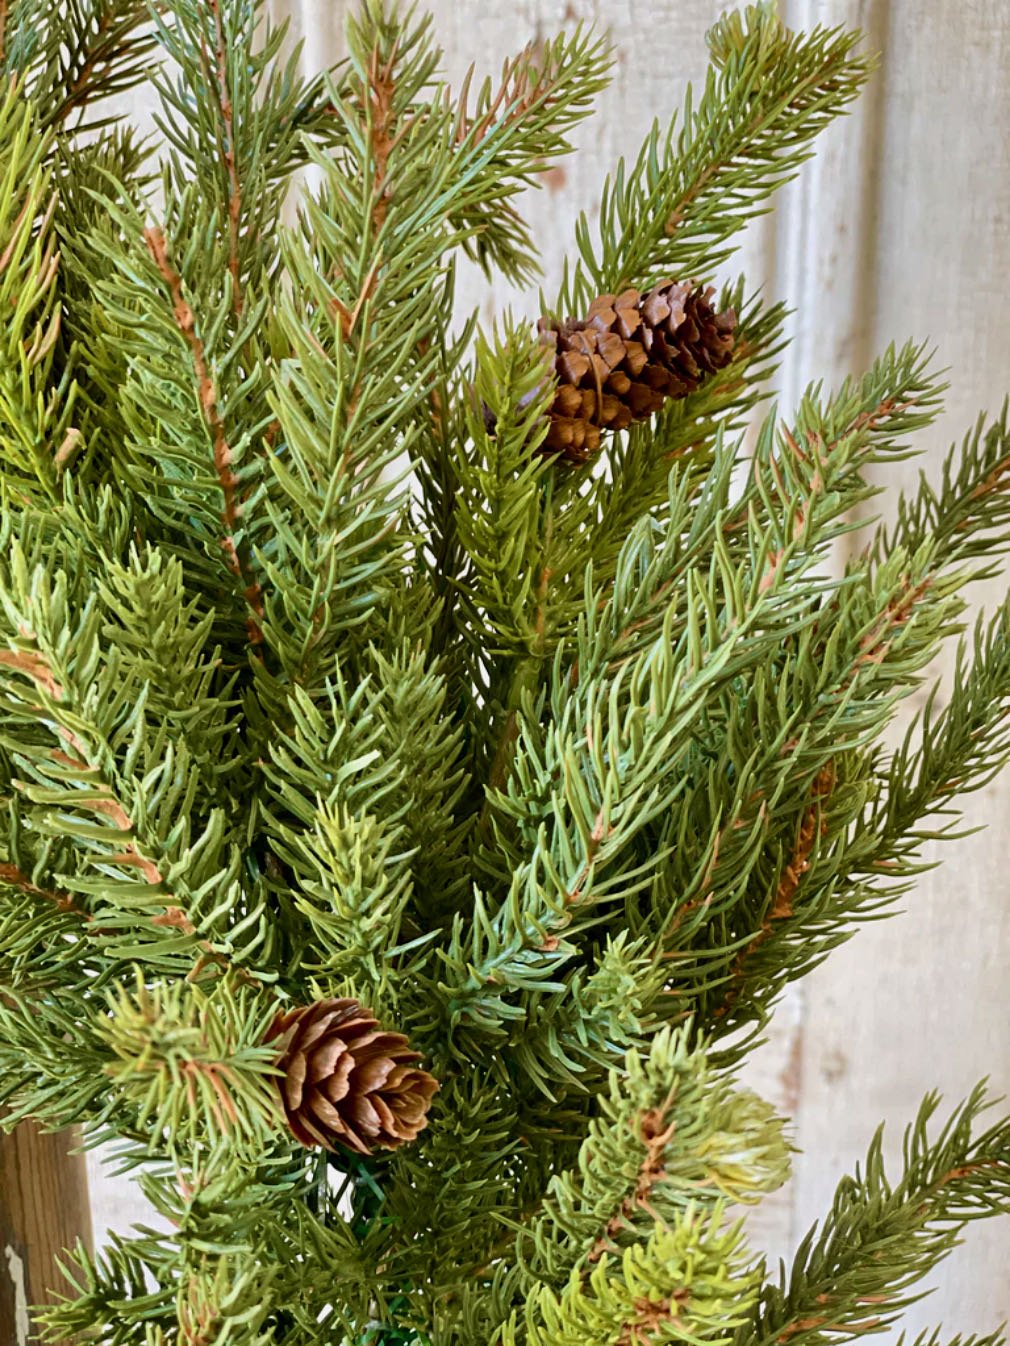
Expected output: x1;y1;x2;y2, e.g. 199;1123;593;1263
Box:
0;0;1006;1342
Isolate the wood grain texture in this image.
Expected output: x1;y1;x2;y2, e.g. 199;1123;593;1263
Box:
787;0;1010;1328
0;1124;91;1343
86;0;1010;1331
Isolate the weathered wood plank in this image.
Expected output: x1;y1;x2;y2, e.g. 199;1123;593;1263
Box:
0;1125;91;1343
787;0;1010;1331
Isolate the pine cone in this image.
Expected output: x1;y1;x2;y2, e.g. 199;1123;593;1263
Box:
266;998;438;1154
539;280;737;462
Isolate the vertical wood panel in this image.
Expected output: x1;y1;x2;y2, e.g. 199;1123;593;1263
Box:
789;0;1010;1330
0;1124;91;1342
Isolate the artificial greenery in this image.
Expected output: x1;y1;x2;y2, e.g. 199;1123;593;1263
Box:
0;0;1008;1341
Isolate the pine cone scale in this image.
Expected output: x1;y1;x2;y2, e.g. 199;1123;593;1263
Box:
306;1038;343;1081
283;1054;307;1110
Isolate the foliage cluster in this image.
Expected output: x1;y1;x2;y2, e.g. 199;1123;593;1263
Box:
0;0;1008;1342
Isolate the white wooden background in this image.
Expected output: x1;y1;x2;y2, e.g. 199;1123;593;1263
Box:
89;0;1010;1333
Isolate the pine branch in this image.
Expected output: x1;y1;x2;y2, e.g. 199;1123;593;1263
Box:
430;346;946;1057
692;545;963;1031
453;286;784;841
383;1074;534;1321
259;647;468;997
520;1027;788;1288
429;534;825;1045
510;1213;760;1346
449;24;612;284
150;0;336;301
736;1086;1010;1346
142;225;264;643
584;342;941;686
98;974;281;1151
701;571;1010;1040
505;933;664;1096
448;323;561;827
0;87;72;497
0;874;94;997
876;599;1010;844
452;325;555;665
558;5;874;312
256;5;605;715
4;0;159;133
61;0;346;663
251;4;467;706
877;404;1010;573
74;193;273;653
0;542;268;978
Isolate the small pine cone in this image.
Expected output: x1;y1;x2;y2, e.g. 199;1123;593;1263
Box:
266;998;438;1154
539;280;737;462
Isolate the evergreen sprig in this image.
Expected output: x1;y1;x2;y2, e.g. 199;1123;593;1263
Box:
0;0;1002;1342
2;0;159;133
557;3;875;312
737;1087;1010;1346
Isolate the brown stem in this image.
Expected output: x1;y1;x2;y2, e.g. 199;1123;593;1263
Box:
713;761;836;1022
478;497;555;832
0;864;87;919
588;1100;677;1265
856;575;932;668
616;1291;691;1346
0;637;261;984
209;0;243;317
143;226;264;645
52;4;165;128
51;743;258;985
457;40;566;148
47;745;182;910
366;42;397;233
59;9;112;121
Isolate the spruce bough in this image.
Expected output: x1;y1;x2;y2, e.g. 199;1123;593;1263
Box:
0;0;1008;1341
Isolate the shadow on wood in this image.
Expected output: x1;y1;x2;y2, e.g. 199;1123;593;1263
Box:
0;1123;92;1344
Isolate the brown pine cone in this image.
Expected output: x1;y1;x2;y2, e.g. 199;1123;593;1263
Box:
266;998;438;1154
539;280;737;462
